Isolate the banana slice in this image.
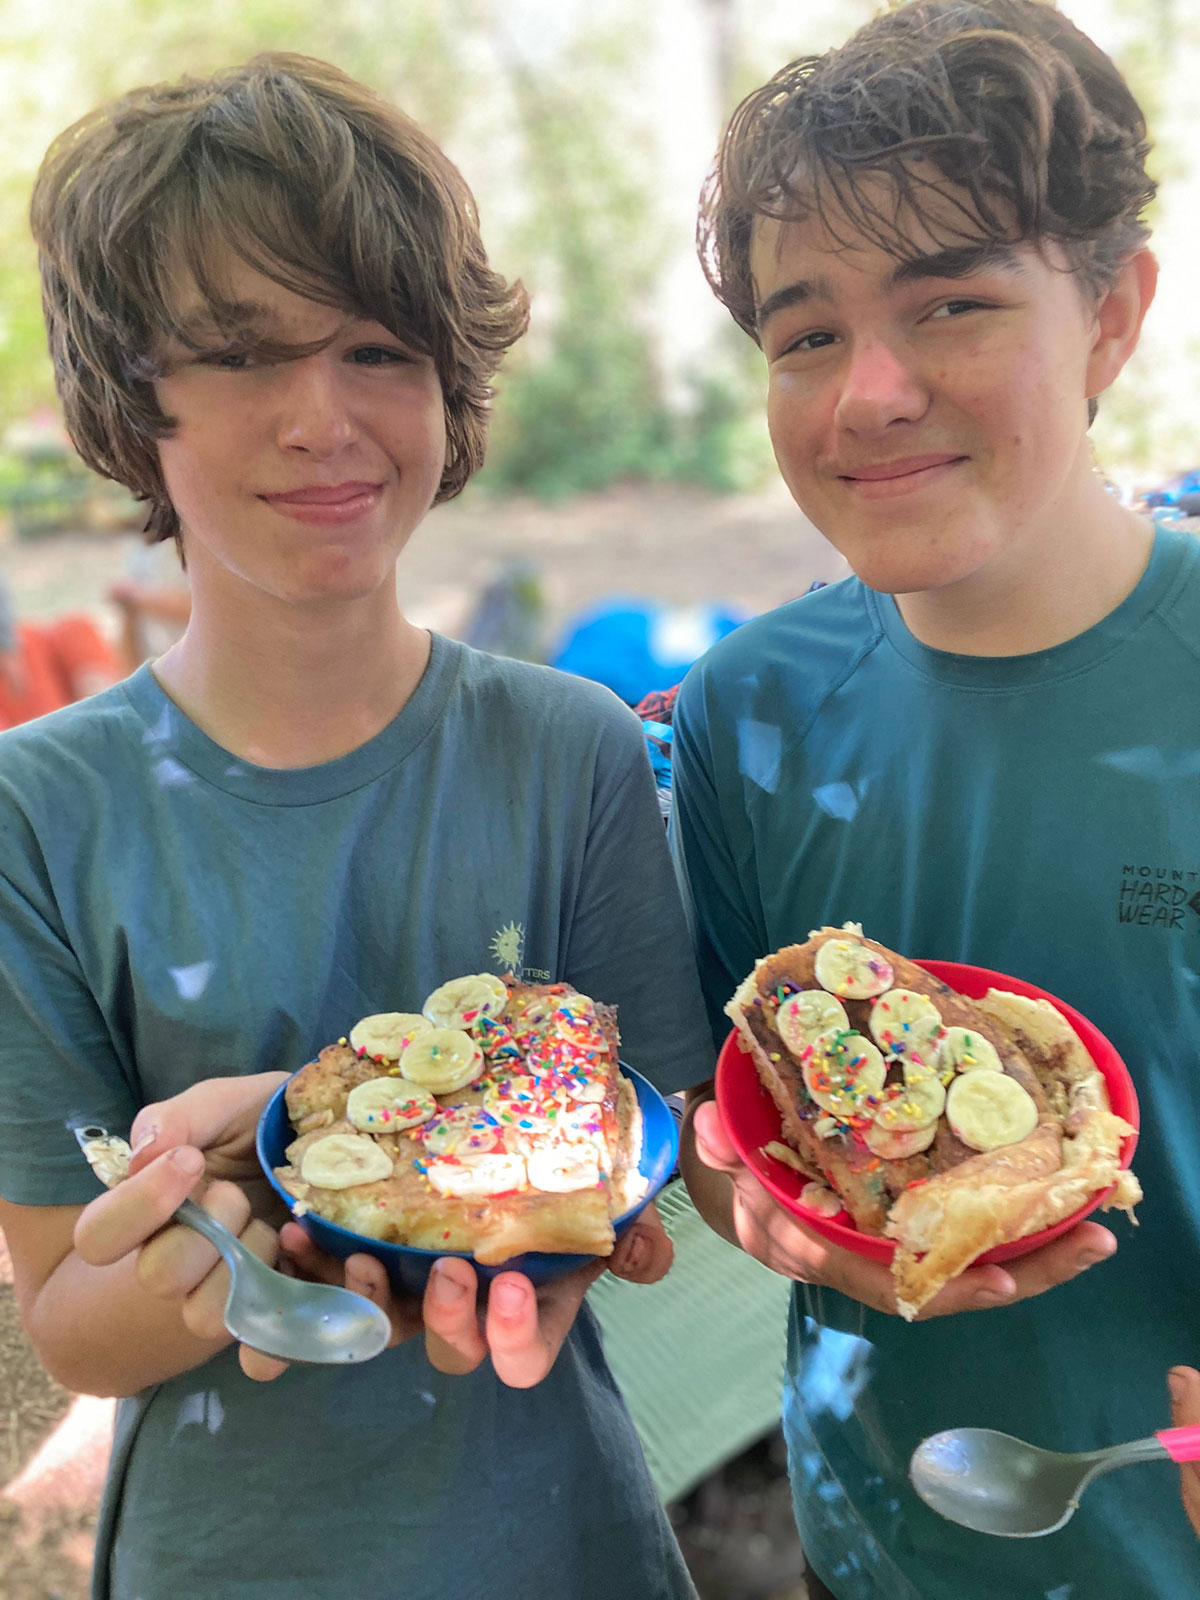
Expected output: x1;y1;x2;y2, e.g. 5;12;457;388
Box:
348;1011;431;1064
399;1028;485;1094
872;1063;946;1134
936;1026;1004;1076
564;1072;607;1103
868;990;945;1062
558;1102;607;1145
946;1070;1039;1151
300;1133;394;1189
555;993;598;1024
419;1106;501;1158
425;1152;527;1198
422;974;509;1032
505;993;556;1039
799;1180;845;1218
803;1029;887;1118
813;938;894;999
777;990;850;1054
864;1119;938;1160
474;1012;524;1067
483;1074;572;1123
527;1145;602;1193
346;1077;437;1132
483;1077;575;1147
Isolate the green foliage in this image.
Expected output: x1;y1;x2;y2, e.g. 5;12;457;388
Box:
477;16;772;499
666;334;776;495
476;23;673;497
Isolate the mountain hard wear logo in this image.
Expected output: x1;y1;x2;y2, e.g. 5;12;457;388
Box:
1117;865;1200;930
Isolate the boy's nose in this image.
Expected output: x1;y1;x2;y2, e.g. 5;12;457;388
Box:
274;358;357;456
833;338;928;434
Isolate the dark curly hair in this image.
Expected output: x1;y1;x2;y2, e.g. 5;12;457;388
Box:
699;0;1155;349
31;53;529;544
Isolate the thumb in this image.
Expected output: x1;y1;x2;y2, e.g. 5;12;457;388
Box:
1169;1366;1200;1427
608;1201;674;1284
690;1097;744;1175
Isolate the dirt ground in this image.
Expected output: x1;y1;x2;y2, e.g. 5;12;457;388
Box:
0;482;837;1600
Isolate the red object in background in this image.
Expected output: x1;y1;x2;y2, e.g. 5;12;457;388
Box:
0;617;123;731
715;958;1139;1266
632;683;680;725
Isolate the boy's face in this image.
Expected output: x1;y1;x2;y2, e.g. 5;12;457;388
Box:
154;255;446;610
750;180;1122;598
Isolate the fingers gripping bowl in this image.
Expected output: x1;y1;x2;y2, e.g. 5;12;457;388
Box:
715;928;1140;1318
257;975;679;1294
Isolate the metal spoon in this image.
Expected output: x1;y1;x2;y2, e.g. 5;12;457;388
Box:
910;1423;1200;1537
76;1125;391;1366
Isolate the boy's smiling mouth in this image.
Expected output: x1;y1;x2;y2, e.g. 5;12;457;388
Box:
837;453;968;497
259;481;385;524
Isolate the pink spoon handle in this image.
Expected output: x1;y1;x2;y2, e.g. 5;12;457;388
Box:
1157;1425;1200;1463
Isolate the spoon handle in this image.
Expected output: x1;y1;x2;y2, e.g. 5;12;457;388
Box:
1157;1425;1200;1463
175;1196;246;1272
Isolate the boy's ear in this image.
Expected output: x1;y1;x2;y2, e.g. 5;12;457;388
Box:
1086;248;1157;401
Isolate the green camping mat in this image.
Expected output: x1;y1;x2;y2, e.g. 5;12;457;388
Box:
589;1180;791;1505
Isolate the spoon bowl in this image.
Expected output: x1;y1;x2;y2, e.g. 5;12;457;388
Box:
176;1197;392;1366
910;1424;1200;1537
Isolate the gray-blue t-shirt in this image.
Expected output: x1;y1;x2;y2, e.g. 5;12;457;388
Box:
0;634;712;1600
671;523;1200;1600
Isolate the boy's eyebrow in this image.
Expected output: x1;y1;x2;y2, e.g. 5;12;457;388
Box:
755;242;1026;329
756;276;835;329
172;300;289;340
887;242;1027;287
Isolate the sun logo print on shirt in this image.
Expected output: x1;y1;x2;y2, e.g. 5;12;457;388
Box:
489;921;525;975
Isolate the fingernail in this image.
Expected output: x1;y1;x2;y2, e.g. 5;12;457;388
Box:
491;1278;527;1317
973;1289;1012;1309
131;1124;158;1155
348;1267;378;1301
1169;1371;1187;1404
1081;1241;1116;1267
168;1146;204;1177
625;1235;649;1272
430;1264;467;1306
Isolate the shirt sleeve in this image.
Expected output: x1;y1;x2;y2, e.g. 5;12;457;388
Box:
561;702;714;1094
0;780;138;1206
669;668;767;1051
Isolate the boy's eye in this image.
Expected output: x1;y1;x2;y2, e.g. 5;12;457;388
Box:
196;349;253;370
928;298;987;319
780;330;837;357
349;345;408;366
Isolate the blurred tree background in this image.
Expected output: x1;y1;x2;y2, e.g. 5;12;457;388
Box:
0;0;1196;512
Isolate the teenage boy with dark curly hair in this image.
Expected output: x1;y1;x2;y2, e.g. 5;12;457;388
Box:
0;54;711;1600
673;3;1197;1596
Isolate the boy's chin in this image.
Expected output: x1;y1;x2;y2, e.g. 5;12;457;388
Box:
831;540;996;600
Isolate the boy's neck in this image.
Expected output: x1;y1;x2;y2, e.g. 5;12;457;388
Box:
892;487;1154;659
152;583;431;769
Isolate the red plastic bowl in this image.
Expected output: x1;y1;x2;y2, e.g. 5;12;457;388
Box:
714;959;1139;1265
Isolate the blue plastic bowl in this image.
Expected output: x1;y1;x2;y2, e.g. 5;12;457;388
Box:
256;1063;679;1293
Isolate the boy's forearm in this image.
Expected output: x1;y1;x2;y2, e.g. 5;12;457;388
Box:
24;1242;230;1398
679;1085;740;1250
